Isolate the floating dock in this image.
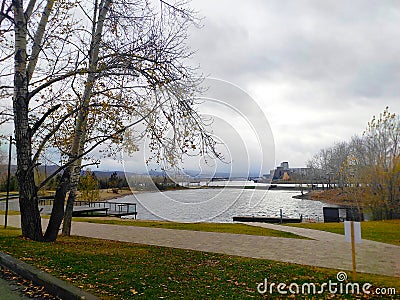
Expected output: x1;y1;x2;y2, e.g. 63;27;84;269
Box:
233;215;302;223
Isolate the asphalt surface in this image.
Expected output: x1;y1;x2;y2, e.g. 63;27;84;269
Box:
0;275;30;299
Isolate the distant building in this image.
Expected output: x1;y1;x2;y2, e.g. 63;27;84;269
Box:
269;162;310;180
281;161;289;170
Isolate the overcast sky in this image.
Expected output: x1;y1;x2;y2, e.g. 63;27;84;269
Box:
184;0;400;168
4;0;399;178
95;0;400;174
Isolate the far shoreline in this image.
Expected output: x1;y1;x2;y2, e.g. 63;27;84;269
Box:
292;189;359;206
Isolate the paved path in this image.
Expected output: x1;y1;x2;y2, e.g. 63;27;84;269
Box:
1;215;399;277
0;276;29;299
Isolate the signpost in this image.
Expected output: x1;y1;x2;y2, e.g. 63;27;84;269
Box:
344;221;361;281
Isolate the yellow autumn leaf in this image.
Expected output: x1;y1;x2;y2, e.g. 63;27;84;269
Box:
130;288;138;295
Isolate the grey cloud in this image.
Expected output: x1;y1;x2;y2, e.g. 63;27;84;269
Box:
349;63;400;98
191;0;400;85
187;0;400;167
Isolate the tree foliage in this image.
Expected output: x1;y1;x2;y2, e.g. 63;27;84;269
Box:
108;171;125;193
78;170;99;202
307;107;400;220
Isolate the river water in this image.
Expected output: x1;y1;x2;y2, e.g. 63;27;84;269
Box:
112;187;337;223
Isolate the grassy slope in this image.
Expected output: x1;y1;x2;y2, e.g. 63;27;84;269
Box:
287;220;400;246
0;228;398;299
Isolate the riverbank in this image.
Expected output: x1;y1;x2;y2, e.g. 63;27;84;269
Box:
96;188;136;201
293;189;358;206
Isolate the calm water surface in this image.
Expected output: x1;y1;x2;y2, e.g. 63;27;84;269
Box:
113;188;337;222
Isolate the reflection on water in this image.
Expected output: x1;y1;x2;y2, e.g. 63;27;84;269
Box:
113;188;337;223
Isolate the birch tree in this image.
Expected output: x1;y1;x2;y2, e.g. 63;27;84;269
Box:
1;0;218;241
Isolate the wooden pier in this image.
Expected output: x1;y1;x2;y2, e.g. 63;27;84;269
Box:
73;201;137;218
38;198;137;218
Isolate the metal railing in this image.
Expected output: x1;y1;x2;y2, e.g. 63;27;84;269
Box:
74;201;137;215
38;198;137;215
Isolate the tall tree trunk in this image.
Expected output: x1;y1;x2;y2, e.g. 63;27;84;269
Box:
43;167;71;241
61;162;80;235
62;0;112;236
13;0;43;241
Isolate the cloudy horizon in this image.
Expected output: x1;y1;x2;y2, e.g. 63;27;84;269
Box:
185;0;400;169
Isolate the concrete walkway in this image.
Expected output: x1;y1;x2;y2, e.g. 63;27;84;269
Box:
1;215;399;277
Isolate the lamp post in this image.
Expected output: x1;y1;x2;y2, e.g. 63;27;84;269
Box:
4;136;12;229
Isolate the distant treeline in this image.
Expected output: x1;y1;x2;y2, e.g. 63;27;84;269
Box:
0;168;129;193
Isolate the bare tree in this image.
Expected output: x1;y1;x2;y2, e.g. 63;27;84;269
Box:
361;107;400;219
1;0;219;241
306;107;400;220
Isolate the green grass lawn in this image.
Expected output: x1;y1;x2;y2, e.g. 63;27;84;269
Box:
0;192;19;197
0;227;398;299
72;218;308;239
286;220;400;246
0;210;20;215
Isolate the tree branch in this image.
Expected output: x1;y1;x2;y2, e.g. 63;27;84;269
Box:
28;68;89;99
31;103;61;135
26;0;55;82
25;0;37;20
0;2;13;25
0;52;14;63
32;105;83;164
